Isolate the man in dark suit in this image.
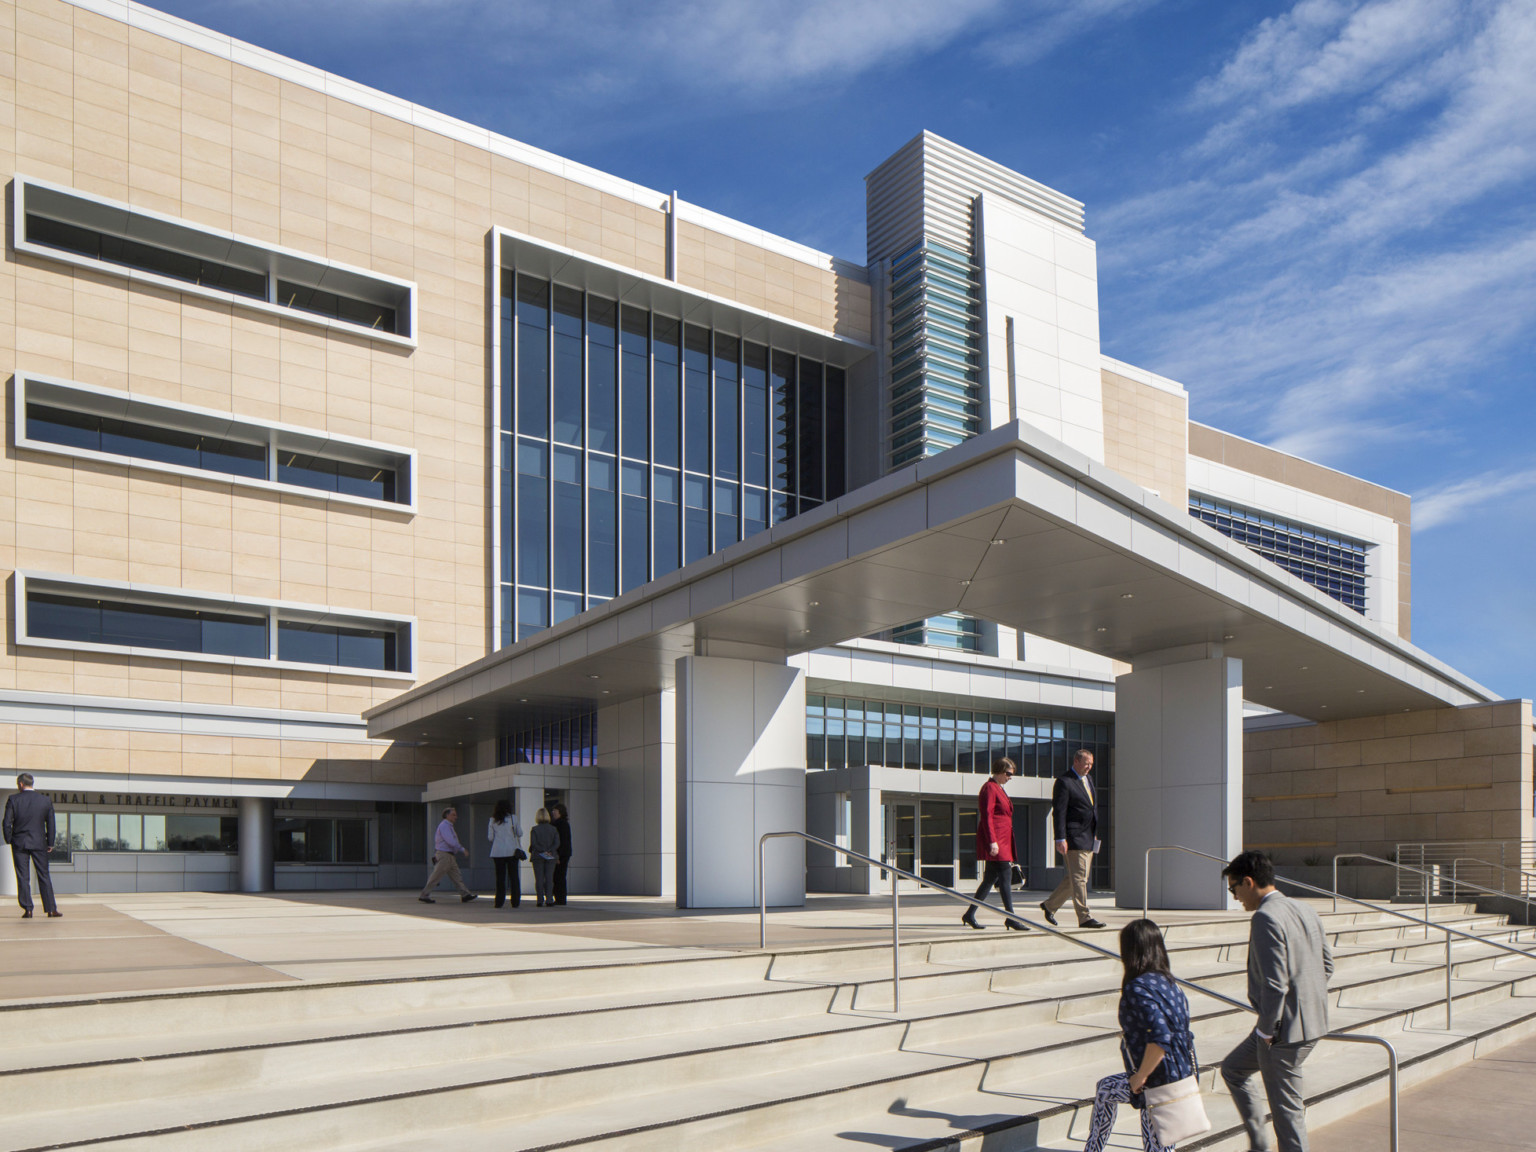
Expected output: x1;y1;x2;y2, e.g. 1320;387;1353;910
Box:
3;773;61;918
1221;849;1332;1152
1040;748;1105;928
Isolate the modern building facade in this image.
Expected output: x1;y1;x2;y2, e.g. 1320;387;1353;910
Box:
2;0;1527;907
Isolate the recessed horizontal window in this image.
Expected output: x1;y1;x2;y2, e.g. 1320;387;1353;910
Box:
278;619;399;672
277;451;396;503
16;572;415;679
29;591;269;659
13;176;415;344
16;374;414;511
27;403;269;481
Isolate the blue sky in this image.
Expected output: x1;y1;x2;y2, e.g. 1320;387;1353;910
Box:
149;0;1536;698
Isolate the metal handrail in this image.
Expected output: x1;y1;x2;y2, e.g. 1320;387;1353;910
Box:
1451;856;1536;915
1334;852;1536;939
1145;846;1536;1030
763;832;1401;1151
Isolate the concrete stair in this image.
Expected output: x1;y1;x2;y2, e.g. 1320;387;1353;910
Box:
4;901;1535;1152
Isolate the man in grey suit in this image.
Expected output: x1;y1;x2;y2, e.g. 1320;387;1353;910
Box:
1221;850;1332;1152
3;774;61;918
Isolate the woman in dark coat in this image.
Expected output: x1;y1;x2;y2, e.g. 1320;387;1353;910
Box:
1083;918;1195;1152
962;757;1027;931
549;802;572;905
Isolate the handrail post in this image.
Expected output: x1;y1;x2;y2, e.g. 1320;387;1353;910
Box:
1332;854;1340;913
1445;926;1453;1030
1143;846;1151;920
891;866;901;1013
1387;1043;1400;1152
759;834;768;950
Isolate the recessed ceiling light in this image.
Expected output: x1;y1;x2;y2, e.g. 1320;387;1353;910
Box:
1222;634;1234;640
959;579;972;586
519;697;528;702
801;628;812;634
465;715;474;720
809;601;820;607
587;674;600;680
1265;685;1273;690
420;731;428;736
1357;689;1365;693
991;538;1005;546
601;690;610;695
1300;666;1309;671
1120;593;1134;599
1096;627;1107;633
1320;705;1328;709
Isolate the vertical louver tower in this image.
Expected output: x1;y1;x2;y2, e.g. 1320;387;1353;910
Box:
867;133;1091;651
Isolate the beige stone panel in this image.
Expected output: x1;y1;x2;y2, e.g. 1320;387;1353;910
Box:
1359;735;1412;764
1407;730;1463;761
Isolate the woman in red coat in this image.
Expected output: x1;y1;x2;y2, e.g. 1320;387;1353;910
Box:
962;757;1029;930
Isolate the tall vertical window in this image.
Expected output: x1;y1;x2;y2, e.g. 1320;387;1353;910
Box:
516;277;550;440
771;351;797;518
621;461;649;592
654;319;681;469
621;308;650;461
552;286;584;446
588;298;618;455
498;272;848;646
684;326;712;475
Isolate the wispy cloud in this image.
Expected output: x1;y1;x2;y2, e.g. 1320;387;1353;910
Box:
1415;466;1536;529
979;0;1164;66
1099;0;1536;469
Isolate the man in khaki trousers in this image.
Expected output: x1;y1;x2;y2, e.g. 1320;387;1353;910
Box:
1039;749;1106;928
418;806;478;904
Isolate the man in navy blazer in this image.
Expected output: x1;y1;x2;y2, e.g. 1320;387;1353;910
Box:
3;773;61;918
1040;749;1106;928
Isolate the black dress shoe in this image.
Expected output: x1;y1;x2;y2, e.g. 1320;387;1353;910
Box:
961;913;984;929
1039;903;1058;926
46;910;62;918
461;893;479;903
20;909;32;918
1005;919;1030;931
418;896;435;904
1079;918;1108;929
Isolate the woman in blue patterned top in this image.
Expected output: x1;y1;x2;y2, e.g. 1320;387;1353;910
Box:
1084;918;1196;1152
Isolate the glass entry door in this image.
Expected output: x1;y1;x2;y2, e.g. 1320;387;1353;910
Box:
882;801;915;879
920;800;955;887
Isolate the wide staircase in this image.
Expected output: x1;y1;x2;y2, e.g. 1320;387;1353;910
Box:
4;900;1535;1151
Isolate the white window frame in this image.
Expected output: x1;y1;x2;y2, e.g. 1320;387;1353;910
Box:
15;373;417;515
15;571;417;681
12;175;418;349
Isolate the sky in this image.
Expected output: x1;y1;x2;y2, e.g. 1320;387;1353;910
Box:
147;0;1536;699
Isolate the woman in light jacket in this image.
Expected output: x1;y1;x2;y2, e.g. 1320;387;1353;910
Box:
487;799;523;910
1084;918;1196;1152
528;808;560;908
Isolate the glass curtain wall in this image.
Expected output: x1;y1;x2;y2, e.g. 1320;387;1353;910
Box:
499;271;847;646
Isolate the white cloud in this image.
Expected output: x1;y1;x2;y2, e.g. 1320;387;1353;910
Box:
1415;466;1536;529
1099;0;1536;469
979;0;1164;66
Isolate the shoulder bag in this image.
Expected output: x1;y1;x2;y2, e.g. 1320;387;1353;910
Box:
1140;1027;1210;1146
1143;1075;1210;1144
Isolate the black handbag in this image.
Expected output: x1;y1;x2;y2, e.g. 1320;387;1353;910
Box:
512;848;527;861
1010;863;1025;888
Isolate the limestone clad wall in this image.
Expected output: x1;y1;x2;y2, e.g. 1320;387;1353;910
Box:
1243;701;1534;864
1100;369;1187;507
0;0;868;787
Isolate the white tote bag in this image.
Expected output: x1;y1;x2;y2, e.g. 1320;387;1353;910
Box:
1143;1074;1211;1145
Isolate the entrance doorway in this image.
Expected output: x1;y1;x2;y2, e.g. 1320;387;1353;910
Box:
881;798;956;888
